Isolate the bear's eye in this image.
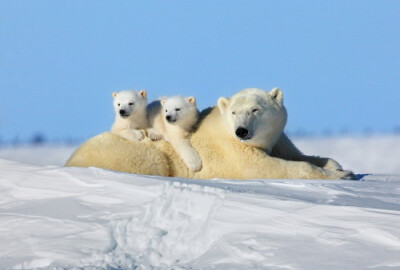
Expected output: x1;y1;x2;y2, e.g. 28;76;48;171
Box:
118;103;120;106
175;108;180;112
165;109;168;113
232;111;236;115
252;108;259;113
129;102;134;106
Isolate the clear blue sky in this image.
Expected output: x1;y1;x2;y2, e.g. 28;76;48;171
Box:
1;0;399;142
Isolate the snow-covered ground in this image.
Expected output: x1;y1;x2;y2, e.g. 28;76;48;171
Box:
0;136;400;269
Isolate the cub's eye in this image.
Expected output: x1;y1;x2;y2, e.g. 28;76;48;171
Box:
129;102;134;106
232;111;236;115
175;108;180;112
252;108;259;113
118;103;120;106
165;110;168;112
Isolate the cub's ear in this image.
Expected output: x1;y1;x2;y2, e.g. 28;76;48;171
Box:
112;92;118;98
217;97;229;115
270;87;283;103
139;90;147;99
187;96;196;105
160;99;166;106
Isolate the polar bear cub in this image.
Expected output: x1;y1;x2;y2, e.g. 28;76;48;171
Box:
147;96;202;172
111;90;149;142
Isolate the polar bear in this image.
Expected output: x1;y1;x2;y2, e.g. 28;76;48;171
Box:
111;90;149;142
217;87;287;154
218;88;345;172
66;88;353;180
147;96;202;172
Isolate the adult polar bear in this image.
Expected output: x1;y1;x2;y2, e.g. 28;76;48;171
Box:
66;88;353;180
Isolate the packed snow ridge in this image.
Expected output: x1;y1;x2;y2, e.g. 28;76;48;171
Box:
0;135;400;269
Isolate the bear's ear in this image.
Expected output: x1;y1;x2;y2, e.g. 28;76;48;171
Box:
160;99;166;106
270;87;283;103
112;92;118;98
187;96;196;105
217;97;229;115
139;90;147;99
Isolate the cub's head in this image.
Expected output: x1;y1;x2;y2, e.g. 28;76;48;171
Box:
217;88;287;152
161;96;199;128
112;90;147;118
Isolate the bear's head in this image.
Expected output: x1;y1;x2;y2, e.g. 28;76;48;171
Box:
217;88;287;153
161;96;199;129
112;90;147;118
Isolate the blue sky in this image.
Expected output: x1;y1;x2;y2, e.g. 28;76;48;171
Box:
0;0;399;142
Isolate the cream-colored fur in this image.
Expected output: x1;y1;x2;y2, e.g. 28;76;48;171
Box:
111;90;148;142
218;87;287;154
66;107;352;180
218;88;345;172
147;96;202;172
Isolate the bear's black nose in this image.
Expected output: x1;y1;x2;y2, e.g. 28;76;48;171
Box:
119;109;126;115
166;115;171;121
235;127;249;139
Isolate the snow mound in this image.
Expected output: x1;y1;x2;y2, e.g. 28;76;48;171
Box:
1;159;400;269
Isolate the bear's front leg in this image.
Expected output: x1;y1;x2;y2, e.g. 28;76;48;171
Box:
244;149;352;180
321;158;343;171
147;128;164;141
114;129;145;142
171;138;203;172
291;160;354;180
271;133;350;174
298;156;344;172
274;159;354;180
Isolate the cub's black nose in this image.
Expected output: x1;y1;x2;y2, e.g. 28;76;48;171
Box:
166;115;171;121
235;127;249;139
119;109;126;115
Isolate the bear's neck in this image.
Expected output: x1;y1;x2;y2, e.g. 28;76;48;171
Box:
257;130;284;154
114;110;149;130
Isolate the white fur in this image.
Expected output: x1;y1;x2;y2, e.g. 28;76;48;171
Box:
67;88;354;180
147;96;202;172
111;90;149;142
218;87;287;154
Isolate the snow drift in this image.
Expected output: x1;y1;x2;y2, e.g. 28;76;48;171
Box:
0;136;400;269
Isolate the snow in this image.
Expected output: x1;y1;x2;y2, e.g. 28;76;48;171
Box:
294;135;400;174
0;136;400;269
0;145;76;166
